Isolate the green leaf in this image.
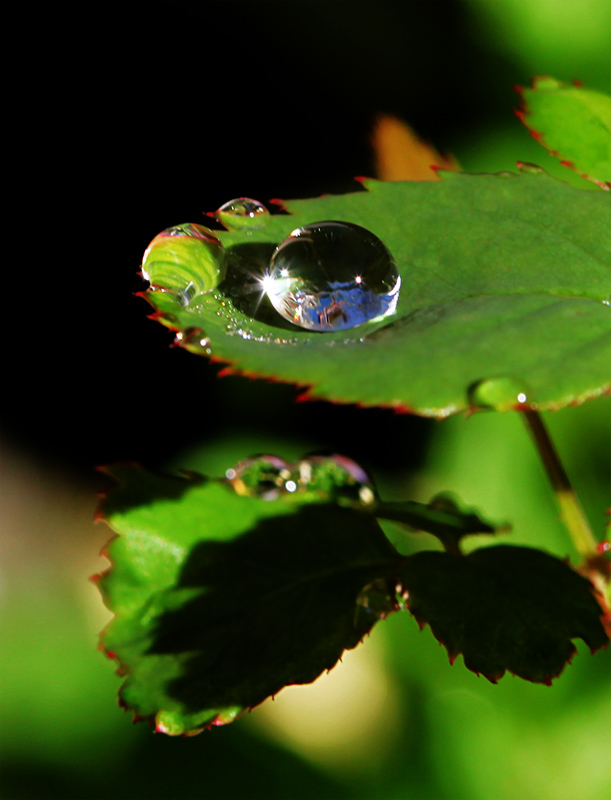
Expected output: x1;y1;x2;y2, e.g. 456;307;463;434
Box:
143;171;611;417
376;492;505;552
96;465;402;735
516;76;611;188
399;544;609;683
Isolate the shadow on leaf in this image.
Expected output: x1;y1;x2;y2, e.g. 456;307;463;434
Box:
400;544;609;683
148;502;401;714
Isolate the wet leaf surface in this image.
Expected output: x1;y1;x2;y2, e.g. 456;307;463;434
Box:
143;171;611;417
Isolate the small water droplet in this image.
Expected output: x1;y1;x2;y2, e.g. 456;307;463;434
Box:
174;327;211;355
469;377;532;411
516;162;545;175
226;454;295;500
297;453;377;507
142;223;226;303
216;198;270;231
263;221;400;331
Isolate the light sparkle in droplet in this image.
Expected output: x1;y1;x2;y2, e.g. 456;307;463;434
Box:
264;221;400;332
216;198;270;231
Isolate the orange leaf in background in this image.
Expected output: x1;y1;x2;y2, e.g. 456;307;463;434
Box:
372;115;458;181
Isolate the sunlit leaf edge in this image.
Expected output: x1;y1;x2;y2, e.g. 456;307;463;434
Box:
515;75;611;190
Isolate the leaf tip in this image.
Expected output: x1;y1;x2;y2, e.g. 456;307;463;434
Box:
269;197;289;211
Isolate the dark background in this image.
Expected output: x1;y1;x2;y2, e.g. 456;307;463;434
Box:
5;0;533;477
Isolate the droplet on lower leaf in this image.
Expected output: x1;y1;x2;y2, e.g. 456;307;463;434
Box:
354;579;399;631
263;221;401;331
225;452;378;506
225;454;295;500
297;453;378;507
141;223;226;304
468;377;532;411
216;198;270;231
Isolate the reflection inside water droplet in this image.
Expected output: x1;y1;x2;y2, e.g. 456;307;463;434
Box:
216;198;270;231
218;242;288;328
225;452;378;507
141;223;226;304
297;453;377;507
264;221;400;332
225;454;295;500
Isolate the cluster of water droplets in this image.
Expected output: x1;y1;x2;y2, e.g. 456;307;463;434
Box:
224;452;399;626
143;197;402;346
225;453;377;507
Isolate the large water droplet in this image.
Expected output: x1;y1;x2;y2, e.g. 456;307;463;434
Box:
225;454;295;500
468;376;532;411
297;453;377;507
142;223;226;304
263;221;400;331
216;198;270;231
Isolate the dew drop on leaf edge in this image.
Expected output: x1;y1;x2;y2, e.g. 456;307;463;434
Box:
468;376;532;411
141;223;226;304
263;221;401;332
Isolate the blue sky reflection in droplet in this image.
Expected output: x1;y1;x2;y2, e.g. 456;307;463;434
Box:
264;221;401;332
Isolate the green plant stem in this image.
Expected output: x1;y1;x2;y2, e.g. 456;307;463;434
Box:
522;409;598;558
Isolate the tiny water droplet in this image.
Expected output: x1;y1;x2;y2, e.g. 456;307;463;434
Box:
142;223;226;303
297;453;377;507
226;455;295;500
516;162;545;175
216;198;270;231
469;377;532;411
263;221;400;331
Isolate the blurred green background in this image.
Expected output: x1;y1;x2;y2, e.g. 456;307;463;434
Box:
2;1;610;799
